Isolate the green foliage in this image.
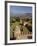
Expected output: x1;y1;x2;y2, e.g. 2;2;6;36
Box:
10;16;32;33
16;17;20;22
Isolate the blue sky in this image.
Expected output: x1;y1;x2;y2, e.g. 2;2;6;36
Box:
10;6;32;15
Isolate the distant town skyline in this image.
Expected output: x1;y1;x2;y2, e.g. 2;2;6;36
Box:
10;6;32;16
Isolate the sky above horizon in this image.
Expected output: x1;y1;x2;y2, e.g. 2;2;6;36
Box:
10;6;32;16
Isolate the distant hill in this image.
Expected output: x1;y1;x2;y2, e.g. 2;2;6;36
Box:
10;13;32;19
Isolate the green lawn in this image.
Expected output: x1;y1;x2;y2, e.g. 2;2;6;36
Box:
23;27;29;32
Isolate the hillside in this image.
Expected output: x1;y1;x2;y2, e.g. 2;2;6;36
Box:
10;13;32;19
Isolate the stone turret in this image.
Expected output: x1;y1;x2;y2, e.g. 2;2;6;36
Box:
14;25;21;40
